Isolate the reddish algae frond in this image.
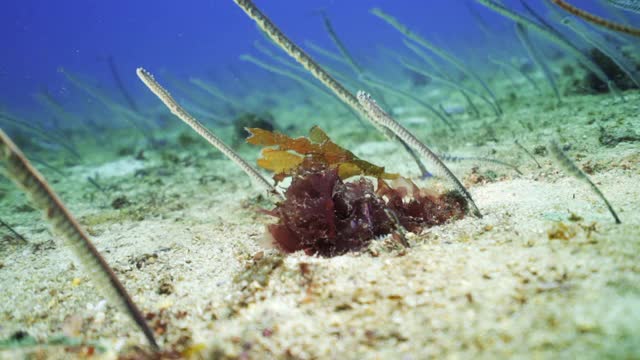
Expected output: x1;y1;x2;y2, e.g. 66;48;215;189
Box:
248;126;467;257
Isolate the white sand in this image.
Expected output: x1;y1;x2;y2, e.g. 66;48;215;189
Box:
1;88;639;359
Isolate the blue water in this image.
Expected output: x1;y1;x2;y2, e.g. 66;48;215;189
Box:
0;1;631;130
0;1;536;106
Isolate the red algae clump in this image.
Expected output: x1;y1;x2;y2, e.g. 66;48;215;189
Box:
248;126;468;257
267;167;395;256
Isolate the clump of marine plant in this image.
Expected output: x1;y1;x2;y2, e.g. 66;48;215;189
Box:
246;126;468;257
138;68;470;257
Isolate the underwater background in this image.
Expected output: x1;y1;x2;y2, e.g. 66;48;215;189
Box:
1;0;640;358
1;1;634;142
0;1;612;117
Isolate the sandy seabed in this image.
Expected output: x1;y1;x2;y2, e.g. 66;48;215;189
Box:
1;88;639;359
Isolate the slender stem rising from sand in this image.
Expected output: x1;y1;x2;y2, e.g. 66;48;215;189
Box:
356;92;482;218
0;129;159;350
551;0;640;37
136;68;281;199
231;0;431;178
476;0;624;99
548;139;621;224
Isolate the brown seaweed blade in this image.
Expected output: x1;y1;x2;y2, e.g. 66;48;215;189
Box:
0;129;159;350
246;126;399;181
